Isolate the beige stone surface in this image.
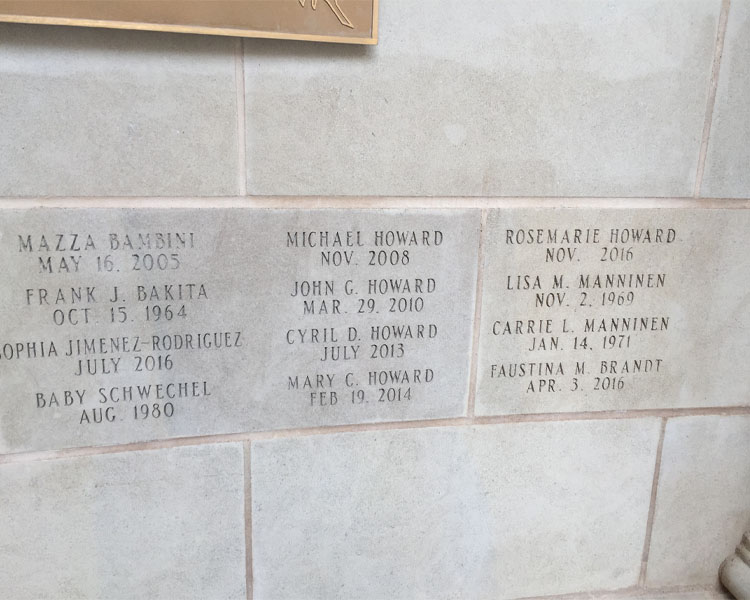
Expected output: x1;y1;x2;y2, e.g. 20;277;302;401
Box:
476;208;750;415
646;415;750;587
0;443;246;599
0;25;238;197
581;592;732;600
703;0;750;198
245;0;719;197
251;419;661;599
0;208;479;453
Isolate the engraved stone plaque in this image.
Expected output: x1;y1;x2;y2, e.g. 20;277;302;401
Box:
0;0;378;44
0;208;479;453
476;208;750;415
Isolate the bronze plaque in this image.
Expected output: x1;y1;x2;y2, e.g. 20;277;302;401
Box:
0;0;378;44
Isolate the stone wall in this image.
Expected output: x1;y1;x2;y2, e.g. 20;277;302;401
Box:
0;1;749;599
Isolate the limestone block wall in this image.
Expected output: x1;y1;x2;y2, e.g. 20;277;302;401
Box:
1;1;749;599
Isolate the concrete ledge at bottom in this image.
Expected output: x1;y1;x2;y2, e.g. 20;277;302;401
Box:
721;532;750;600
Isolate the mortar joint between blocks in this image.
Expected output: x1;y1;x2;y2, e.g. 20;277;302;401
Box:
638;416;668;586
693;0;731;198
467;208;487;418
243;441;254;600
235;37;248;197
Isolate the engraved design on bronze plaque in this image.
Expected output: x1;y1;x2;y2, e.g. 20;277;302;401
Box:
299;0;354;29
0;0;377;45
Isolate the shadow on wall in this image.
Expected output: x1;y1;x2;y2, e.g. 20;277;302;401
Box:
3;21;376;60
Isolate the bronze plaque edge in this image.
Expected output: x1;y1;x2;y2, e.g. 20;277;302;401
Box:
0;0;378;45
